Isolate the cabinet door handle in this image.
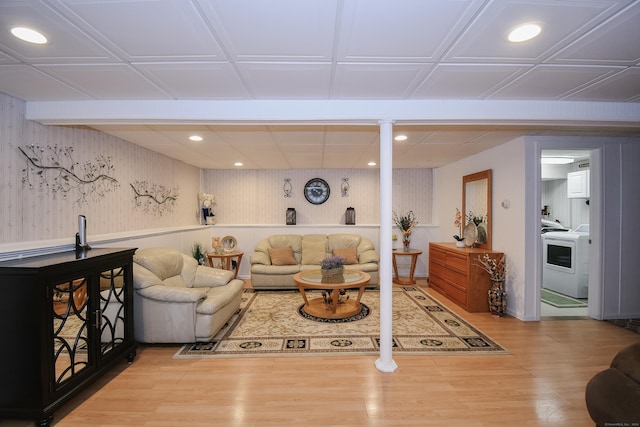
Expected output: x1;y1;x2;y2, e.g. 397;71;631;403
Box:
94;309;102;330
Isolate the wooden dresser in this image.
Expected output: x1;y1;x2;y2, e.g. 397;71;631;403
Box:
428;242;503;313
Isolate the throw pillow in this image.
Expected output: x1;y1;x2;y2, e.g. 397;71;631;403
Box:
301;240;327;265
332;247;358;265
268;247;297;266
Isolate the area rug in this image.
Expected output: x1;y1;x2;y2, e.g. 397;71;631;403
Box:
541;288;588;308
174;287;508;358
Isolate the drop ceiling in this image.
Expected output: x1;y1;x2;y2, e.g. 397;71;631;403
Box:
1;0;639;169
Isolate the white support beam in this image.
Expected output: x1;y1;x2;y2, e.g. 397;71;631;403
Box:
375;119;398;373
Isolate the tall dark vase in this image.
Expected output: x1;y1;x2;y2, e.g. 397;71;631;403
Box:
488;280;507;316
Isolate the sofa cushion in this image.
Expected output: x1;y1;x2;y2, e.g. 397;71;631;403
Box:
610;341;640;384
332;247;358;264
302;239;327;265
269;247;297;266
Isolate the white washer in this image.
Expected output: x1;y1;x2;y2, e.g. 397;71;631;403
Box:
541;226;589;299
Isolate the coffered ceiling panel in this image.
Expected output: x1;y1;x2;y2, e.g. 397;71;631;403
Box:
196;0;337;61
491;65;625;100
55;0;227;61
414;64;530;98
0;0;638;169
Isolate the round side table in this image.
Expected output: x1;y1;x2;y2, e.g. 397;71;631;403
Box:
207;251;243;279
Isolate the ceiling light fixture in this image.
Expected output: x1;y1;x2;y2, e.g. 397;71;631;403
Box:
188;135;203;142
368;161;377;166
508;23;541;43
394;135;407;141
541;157;574;165
234;162;243;167
11;27;48;44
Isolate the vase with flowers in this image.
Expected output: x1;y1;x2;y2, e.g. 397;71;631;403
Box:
198;192;216;225
453;208;465;247
393;210;418;251
320;255;345;283
477;253;507;316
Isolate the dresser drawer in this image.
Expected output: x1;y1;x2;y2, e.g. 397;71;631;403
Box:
429;261;445;279
429;247;446;264
445;267;467;289
445;253;467;272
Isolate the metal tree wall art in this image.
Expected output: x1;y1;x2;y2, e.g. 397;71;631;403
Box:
130;181;178;215
19;145;119;205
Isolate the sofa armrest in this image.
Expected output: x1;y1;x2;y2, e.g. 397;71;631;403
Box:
359;249;379;264
193;265;235;287
137;284;207;303
250;252;271;266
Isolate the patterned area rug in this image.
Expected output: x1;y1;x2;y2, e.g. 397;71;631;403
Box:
541;288;588;308
174;287;508;358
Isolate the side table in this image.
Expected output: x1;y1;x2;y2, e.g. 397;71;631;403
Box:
207;251;243;279
392;248;423;285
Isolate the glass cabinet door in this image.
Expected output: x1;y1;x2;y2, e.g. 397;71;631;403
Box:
52;277;89;386
99;267;127;356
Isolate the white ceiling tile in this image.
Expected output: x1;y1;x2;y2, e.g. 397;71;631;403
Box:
236;63;332;98
56;0;226;61
490;65;624;100
196;0;338;61
332;63;433;98
0;65;91;100
549;2;640;66
414;64;529;98
564;67;640;101
36;64;171;99
337;0;484;62
134;62;251;99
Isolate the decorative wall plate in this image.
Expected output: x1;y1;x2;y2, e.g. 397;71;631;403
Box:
464;222;477;247
221;236;237;252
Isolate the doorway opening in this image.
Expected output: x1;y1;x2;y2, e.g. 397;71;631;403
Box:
540;149;590;318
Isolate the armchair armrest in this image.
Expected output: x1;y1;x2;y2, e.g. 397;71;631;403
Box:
137;284;207;303
193;265;235;287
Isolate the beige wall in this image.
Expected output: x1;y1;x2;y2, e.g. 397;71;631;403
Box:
0;92;201;247
201;168;433;226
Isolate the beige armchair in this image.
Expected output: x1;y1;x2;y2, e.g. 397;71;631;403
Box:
133;247;244;343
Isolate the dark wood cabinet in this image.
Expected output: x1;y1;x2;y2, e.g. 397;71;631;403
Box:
0;247;137;426
428;242;503;312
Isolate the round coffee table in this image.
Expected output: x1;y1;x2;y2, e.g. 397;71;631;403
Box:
293;269;371;320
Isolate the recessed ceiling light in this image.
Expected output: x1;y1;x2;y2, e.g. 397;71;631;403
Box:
189;135;203;142
394;135;407;141
234;162;243;167
508;23;541;43
11;27;47;44
368;161;377;166
541;157;574;165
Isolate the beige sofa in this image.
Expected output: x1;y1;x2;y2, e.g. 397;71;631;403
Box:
133;247;244;343
250;233;379;289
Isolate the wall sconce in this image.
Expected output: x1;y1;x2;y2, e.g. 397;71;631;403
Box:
283;178;292;198
345;207;356;225
341;178;350;197
286;208;296;225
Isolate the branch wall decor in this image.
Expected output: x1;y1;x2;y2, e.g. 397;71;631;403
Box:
130;181;179;215
19;144;119;205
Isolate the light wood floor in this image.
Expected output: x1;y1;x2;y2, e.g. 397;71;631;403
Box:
3;282;638;427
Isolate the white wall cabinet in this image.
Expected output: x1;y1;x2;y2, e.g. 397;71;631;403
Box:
567;170;590;198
